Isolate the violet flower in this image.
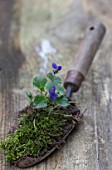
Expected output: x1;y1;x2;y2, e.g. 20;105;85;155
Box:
52;63;62;71
49;86;58;102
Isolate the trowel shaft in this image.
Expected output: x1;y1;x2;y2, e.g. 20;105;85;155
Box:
64;21;106;98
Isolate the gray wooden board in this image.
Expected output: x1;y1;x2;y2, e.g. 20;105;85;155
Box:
0;0;112;169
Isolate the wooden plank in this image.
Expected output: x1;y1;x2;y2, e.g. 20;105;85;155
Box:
0;0;112;170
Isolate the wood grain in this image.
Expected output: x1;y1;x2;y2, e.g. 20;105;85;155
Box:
0;0;112;170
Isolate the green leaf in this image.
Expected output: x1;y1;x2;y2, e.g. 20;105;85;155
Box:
56;96;69;106
53;76;62;84
46;73;62;84
26;92;33;104
26;92;33;98
33;76;47;91
45;82;54;92
46;72;54;81
33;95;47;109
56;84;64;96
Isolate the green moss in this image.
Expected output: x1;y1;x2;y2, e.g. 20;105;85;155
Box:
0;108;69;163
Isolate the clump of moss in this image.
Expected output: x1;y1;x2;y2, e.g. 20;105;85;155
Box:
0;107;70;163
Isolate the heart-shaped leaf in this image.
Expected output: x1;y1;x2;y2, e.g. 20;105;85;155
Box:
56;96;69;106
46;72;54;81
33;76;47;91
53;76;62;84
33;95;47;108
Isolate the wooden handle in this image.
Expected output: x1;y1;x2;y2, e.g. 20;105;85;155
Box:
64;21;106;98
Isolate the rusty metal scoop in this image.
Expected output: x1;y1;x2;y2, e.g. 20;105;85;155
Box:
64;21;106;98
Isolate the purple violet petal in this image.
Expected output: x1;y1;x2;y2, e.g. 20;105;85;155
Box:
50;94;55;102
49;86;58;102
52;86;56;91
49;86;56;95
57;66;62;71
52;63;58;69
49;88;54;93
55;93;58;98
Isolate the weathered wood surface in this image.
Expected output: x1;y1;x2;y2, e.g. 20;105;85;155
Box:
0;0;112;170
